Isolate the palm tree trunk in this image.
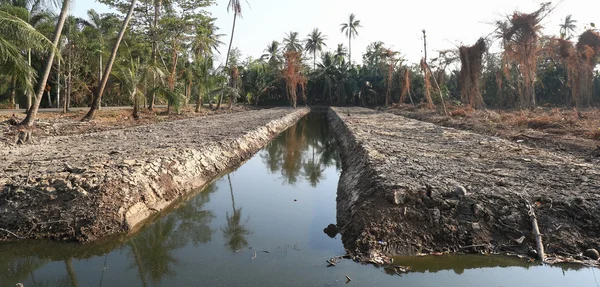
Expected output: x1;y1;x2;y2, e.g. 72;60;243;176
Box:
19;0;70;127
64;49;72;113
195;82;202;112
349;37;351;64
10;78;16;109
217;12;237;110
56;56;61;109
98;53;103;111
313;51;316;70
26;49;32;111
149;0;161;111
132;87;139;119
46;89;52;108
83;0;137;121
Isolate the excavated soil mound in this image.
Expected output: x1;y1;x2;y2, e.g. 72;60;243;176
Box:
330;107;600;264
0;108;308;242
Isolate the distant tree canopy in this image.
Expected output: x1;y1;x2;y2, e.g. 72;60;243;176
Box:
1;1;599;117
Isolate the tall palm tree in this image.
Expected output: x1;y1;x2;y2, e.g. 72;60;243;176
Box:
334;44;347;64
1;0;54;110
19;0;70;127
340;13;361;64
81;9;119;86
283;31;302;53
191;17;223;59
316;52;336;104
217;0;246;110
83;0;137;121
260;40;282;68
559;14;577;40
305;28;327;69
0;6;51;108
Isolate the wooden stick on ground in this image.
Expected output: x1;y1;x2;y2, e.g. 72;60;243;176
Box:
526;200;546;262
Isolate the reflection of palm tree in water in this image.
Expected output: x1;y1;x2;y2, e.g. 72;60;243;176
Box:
174;183;217;246
282;122;306;185
127;216;184;285
65;258;79;287
303;137;325;187
222;174;251;252
0;256;48;286
127;183;217;285
260;114;340;185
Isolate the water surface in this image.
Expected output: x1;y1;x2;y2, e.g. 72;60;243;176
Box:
1;113;598;287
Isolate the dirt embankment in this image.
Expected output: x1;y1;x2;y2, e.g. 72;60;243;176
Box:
330;107;600;265
0;108;308;242
387;105;600;160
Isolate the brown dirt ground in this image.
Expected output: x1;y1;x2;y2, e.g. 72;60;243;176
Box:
387;104;600;160
0;106;251;143
330;107;600;267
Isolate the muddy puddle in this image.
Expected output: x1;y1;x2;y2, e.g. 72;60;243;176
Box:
1;113;598;286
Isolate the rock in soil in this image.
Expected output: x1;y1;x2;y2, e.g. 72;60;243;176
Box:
323;224;339;238
583;249;600;260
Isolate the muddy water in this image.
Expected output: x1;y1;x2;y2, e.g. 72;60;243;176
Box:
0;113;598;287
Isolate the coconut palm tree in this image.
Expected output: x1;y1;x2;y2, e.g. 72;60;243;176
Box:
283;31;303;53
82;0;137;121
19;0;70;127
191;16;223;59
305;28;327;69
334;44;347;64
217;0;247;110
81;9;119;86
260;40;282;68
1;0;54;110
113;57;163;119
340;13;361;64
0;6;52;108
316;52;336;104
559;14;577;40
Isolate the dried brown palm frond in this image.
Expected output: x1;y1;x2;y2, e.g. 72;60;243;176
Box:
496;2;553;109
399;68;411;104
283;51;306;108
420;59;435;110
459;38;487;109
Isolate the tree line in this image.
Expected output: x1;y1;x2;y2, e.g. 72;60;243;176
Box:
1;1;599;130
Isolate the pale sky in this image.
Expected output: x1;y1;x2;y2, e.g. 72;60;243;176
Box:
71;0;599;65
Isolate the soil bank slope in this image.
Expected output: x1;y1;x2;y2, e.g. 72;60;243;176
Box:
329;107;600;262
0;108;308;242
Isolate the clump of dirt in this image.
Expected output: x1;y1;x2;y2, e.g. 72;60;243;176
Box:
330;107;600;267
388;104;600;160
0;107;308;242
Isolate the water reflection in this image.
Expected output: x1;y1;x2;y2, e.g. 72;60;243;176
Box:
0;257;48;285
222;175;251;252
126;183;218;284
261;114;341;186
1;113;597;287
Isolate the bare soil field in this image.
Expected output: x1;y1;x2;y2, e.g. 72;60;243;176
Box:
0;106;250;144
330;107;600;267
387;104;600;160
